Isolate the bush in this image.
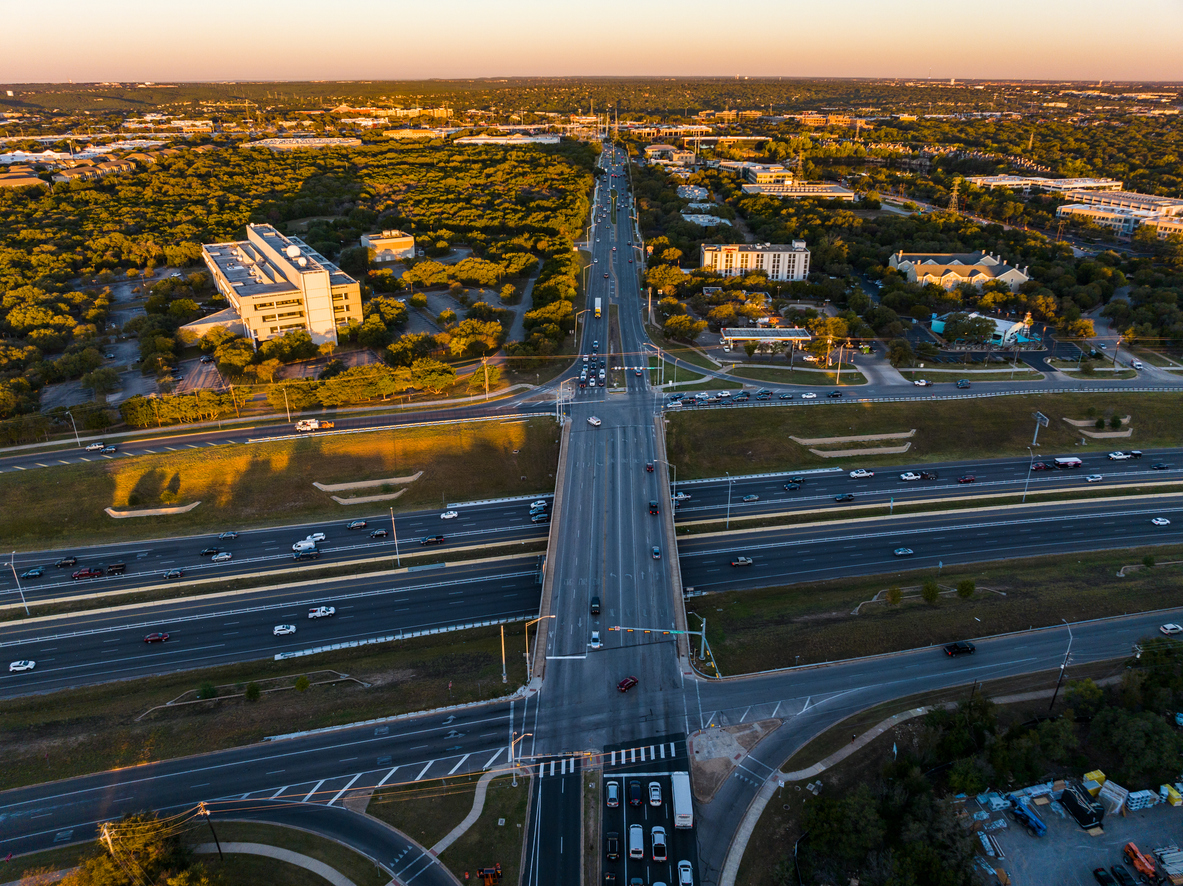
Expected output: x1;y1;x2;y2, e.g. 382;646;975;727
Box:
294;675;310;693
1095;417;1106;429
921;579;940;605
1144;555;1156;568
198;681;218;700
957;579;975;599
1110;415;1123;429
410;293;428;308
885;586;902;605
244;682;261;702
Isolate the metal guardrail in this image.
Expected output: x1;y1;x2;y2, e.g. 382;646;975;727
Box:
248;412;542;445
274;614;532;661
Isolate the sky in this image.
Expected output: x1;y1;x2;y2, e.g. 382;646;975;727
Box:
3;0;1182;84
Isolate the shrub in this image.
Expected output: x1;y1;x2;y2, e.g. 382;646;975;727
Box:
198;681;218;700
921;579;940;605
244;682;261;702
1110;415;1123;429
1095;418;1106;429
885;586;902;606
294;675;311;693
957;579;975;599
1144;555;1156;568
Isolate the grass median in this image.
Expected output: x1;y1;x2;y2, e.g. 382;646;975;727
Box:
689;544;1183;675
1;417;559;549
0;622;527;793
667;391;1183;479
729;366;868;386
898;368;1045;382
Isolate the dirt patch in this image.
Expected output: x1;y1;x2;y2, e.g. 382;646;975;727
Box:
790;430;915;445
689;719;780;802
313;473;424;492
365;668;416;687
809;443;912;457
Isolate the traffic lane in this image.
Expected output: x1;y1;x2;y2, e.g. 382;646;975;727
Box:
0;702;516;856
601;772;683;886
522;759;581;886
678;500;1183;591
4;513;550;603
0;564;542;697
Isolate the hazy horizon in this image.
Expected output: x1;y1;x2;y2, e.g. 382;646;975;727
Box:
4;0;1182;84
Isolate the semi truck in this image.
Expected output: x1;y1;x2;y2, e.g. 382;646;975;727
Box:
595;298;602;319
671;771;694;829
295;419;335;432
1054;456;1082;468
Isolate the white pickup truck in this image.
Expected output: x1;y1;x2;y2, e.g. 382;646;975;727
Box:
308;606;335;619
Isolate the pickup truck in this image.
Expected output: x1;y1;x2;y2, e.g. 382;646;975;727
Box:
295;419;335;432
730;557;753;567
308;606;335;619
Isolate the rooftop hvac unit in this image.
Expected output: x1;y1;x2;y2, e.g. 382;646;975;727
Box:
285;244;301;259
297;257;308;267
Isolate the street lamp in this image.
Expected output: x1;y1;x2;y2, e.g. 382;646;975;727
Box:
9;551;30;617
573;308;590;352
524;615;555;679
63;409;81;448
1049;618;1074;712
725;471;733;530
510;731;533;786
1022;446;1035;504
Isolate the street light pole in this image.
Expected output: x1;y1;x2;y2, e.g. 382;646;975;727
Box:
10;551;30;617
1022;446;1035;504
63;409;80;448
389;507;400;567
510;731;533;787
725;471;732;531
523;615;555;679
1049;619;1074;712
281;386;291;423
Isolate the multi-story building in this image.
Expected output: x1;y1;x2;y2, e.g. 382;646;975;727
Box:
889;251;1029;291
361;229;416;263
200;224;362;347
1053;189;1183;240
740;182;856;201
744;164;795;185
700;242;811;282
966;174;1123;193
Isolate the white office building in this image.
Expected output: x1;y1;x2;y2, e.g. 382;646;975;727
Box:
700;242;811;282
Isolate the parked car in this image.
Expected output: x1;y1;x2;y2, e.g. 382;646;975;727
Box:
1092;869;1117;886
943;641;976;656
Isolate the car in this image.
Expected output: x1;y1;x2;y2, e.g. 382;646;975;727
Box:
309;606;335;619
101;445;118;454
649;782;662;806
1153;462;1171;470
1152;517;1171;526
957;475;976;484
531;512;550;523
849;469;874;479
783;482;800;491
919;471;939;480
606;832;620;860
306;532;327;543
200;547;221;556
273;625;296;636
105;352;116;359
1108;451;1132;460
1031;461;1051;471
629;823;644;860
440;511;459;520
421;535;445;545
20;567;43;579
731;557;753;567
834;493;855;502
894;548;914;557
590;595;601;615
530;504;548;515
1086;474;1103;482
346;520;367;530
827;390;844;398
9;660;35;672
1099;343;1107;349
1128;450;1143;458
956;379;971;389
618;675;639;693
629;258;634;263
1108;866;1136;886
1160;624;1183;635
651;826;668;862
645;462;654;472
593;258;598;263
606;781;620;807
590;631;602;649
84;442;105;452
1093;869;1118;886
801;392;817;399
900;472;921;481
738;494;759;504
913;379;931;387
55;555;78;568
211;552;232;562
71;567;104;580
629;780;643;806
163;569;184;579
943;641;976;656
200;355;213;364
588;416;602;427
635;369;642;376
604;273;609;278
678;861;694;886
144;632;169;643
369;528;390;540
779;393;794;400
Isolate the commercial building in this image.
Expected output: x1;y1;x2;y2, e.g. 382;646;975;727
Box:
199;224;362;347
740;182;856;201
931;311;1037;346
700;242;811;282
1063;190;1183;215
243;138;362;151
720;327;811;351
889;251;1030;291
361;230;416;262
453;134;560;145
966;174;1123;193
1054;189;1183;240
744;164;795;185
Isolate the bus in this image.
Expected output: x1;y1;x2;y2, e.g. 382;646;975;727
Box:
594;298;602;319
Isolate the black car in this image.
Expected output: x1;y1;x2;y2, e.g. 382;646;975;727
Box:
369;528;388;538
199;547;221;556
1152;462;1171;470
606;832;620;861
1108;865;1136;886
787;476;804;484
733;393;750;402
346;520;367;530
20;567;44;579
420;535;445;545
629;780;642;806
943;641;976;657
1128;450;1143;458
55;556;77;568
827;390;844;398
649;500;659;515
920;471;939;480
1092;869;1117;886
779;393;794;400
784;483;800;491
834;493;855;502
590;596;601;615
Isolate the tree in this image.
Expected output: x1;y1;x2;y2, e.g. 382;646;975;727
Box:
467;363;502;395
80;367;120;399
294;675;310;693
198;682;218;700
921;579;940;605
244;682;261;702
409;358;456;394
500;283;516;303
662;315;707;343
885;586;902;605
956;579;975;599
1091;707;1183;787
887;337;914;367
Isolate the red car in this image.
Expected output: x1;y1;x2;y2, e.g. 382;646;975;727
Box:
645;463;654;472
71;567;104;580
958;475;976;484
617;676;639;693
144;632;170;643
1031;462;1051;471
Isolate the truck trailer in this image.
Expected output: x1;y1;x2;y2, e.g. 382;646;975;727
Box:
671;771;694;829
1054;456;1083;468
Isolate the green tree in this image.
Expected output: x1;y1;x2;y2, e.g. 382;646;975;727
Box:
662;315;707;343
198;682;218;700
922;579;940;605
294;675;311;693
80;367;120;399
887;337;914;367
410;358;456;394
1091;707;1183;786
885;586;902;605
1065;678;1105;717
956;579;975;599
244;682;261;702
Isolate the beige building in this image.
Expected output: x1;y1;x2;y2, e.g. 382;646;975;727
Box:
701;242;810;282
740;182;856;201
889;251;1030;291
361;229;416;263
743;164;796;186
199;224;362;347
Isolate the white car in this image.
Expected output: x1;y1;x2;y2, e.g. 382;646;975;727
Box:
849;469;874;479
588;416;602;427
211;552;232;562
530;500;548;508
649;781;662;806
899;472;921;481
440;511;459;520
678;860;694;886
1086;474;1103;483
1152;517;1171;526
800;392;817;399
673;492;691;501
306;532;327;543
308;606;335;619
84;442;105;452
913;379;931;387
1160;624;1183;636
273;625;296;636
8;660;35;672
1108;451;1132;460
590;631;602;649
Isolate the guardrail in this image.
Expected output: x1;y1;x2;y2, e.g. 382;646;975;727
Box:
248;411;543;445
273;614;532;661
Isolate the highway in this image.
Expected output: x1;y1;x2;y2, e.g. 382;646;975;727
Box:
0;556;542;698
1;498;549;605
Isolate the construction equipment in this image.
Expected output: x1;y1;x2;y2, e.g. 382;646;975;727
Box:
1006;795;1047;837
1124;843;1160;883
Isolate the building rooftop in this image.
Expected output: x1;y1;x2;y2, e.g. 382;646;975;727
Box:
203;225;355;299
703;242;809;253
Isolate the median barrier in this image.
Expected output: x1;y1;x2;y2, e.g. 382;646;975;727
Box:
273;615;533;662
249;411;540;446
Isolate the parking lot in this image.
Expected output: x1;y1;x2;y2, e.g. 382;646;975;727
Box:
989;793;1183;885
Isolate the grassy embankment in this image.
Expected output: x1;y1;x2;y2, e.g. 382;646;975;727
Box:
1;418;559;548
0;623;526;793
667;392;1183;478
728;366;868;386
689;545;1183;675
897;368;1045;382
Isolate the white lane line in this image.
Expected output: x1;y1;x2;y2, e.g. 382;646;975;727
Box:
448;754;471;775
415;760;434;781
376;767;400;787
483;749;502;769
301;779;325;802
648;745;655;759
327;773;363;805
771;701;781;718
269;786;290;799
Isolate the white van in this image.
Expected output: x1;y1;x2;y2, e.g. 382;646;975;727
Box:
1131;360;1144;370
629;824;644;859
292;539;317;553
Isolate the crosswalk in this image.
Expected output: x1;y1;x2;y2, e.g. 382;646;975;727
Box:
534;755;583;778
606;740;680;767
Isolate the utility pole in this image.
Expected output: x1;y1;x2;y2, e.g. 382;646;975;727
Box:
390;507;400;566
1049;619;1074;712
63;409;81;447
500;625;507;683
281;385;291;422
199;802;224;861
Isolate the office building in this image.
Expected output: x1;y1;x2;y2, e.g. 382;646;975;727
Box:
700;242;811;282
966;174;1123;194
361;230;416;263
740;182;856;201
744;164;795;185
199;224;362;347
889;251;1029;291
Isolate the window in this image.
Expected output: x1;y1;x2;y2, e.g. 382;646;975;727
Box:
277;310;305;320
254;302;274;310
